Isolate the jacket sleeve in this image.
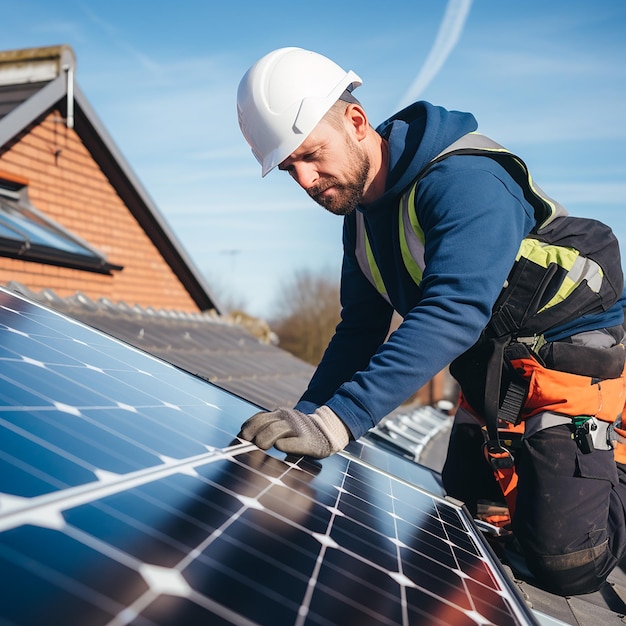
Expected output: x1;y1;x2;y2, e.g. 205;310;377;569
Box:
322;159;537;439
295;213;394;416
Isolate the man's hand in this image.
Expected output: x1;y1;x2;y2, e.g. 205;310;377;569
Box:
238;406;350;459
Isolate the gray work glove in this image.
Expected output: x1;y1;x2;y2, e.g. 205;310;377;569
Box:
238;406;350;459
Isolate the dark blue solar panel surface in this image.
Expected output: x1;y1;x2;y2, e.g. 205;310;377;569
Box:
0;288;537;625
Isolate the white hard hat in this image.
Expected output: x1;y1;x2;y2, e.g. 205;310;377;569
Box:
237;47;362;177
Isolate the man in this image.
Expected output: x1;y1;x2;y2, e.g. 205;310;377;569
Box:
236;47;626;595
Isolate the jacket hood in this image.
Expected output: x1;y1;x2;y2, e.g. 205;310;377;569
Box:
373;101;478;203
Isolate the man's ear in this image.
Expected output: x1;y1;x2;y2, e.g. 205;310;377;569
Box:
345;104;369;141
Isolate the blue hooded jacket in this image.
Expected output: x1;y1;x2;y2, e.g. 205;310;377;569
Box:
294;101;622;439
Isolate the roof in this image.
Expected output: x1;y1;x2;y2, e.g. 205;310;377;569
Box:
5;281;314;412
0;45;220;313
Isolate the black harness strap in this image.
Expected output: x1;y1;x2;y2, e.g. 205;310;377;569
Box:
483;335;516;470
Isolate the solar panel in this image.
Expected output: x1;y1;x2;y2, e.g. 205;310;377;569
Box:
0;287;537;625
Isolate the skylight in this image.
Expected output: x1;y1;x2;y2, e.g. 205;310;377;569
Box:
0;178;122;274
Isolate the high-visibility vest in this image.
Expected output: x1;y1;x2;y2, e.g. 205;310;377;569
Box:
355;132;624;450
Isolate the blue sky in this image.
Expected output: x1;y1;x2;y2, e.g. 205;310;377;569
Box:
3;0;626;317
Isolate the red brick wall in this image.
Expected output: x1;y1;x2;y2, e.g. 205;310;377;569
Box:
0;110;200;312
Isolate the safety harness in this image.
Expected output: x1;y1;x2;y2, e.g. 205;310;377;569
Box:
355;133;625;513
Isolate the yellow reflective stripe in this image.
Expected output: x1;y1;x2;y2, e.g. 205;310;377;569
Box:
406;184;424;243
516;239;604;312
364;229;388;296
399;183;424;285
516;238;578;269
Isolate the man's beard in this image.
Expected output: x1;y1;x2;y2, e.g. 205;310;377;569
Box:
307;144;370;216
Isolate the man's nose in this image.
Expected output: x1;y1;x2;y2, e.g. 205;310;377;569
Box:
291;163;319;190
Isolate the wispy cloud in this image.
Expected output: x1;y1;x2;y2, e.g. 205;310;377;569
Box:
397;0;473;109
78;2;168;77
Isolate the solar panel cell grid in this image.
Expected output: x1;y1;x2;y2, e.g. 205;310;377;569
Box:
0;288;536;625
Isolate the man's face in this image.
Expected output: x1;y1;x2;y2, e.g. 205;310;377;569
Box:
278;119;370;216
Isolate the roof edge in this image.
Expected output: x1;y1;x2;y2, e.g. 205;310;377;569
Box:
0;75;66;148
72;84;224;313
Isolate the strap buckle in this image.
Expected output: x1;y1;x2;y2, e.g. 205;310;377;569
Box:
483;440;515;470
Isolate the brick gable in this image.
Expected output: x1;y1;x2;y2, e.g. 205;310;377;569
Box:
0;110;199;312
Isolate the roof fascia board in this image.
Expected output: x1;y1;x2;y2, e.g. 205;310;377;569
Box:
0;45;76;86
